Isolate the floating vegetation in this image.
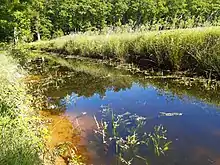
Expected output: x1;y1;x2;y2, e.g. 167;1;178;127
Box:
93;106;171;165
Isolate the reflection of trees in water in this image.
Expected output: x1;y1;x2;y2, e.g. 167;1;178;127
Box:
27;56;220;108
45;71;134;98
27;57;136;98
148;78;220;107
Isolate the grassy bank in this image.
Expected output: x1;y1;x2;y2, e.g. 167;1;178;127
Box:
0;53;47;164
29;26;220;79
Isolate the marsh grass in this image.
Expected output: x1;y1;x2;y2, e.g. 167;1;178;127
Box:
0;53;47;165
28;26;220;79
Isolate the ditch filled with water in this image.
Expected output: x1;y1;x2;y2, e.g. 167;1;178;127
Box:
26;55;220;165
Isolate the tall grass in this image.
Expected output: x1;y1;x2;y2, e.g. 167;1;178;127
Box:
29;26;220;79
0;53;46;165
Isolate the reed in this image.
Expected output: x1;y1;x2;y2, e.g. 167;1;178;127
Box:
29;26;220;79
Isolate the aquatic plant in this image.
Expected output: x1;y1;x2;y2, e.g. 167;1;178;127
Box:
93;106;171;165
55;142;86;165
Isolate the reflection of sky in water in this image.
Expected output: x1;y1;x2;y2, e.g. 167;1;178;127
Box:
62;83;219;117
60;83;220;165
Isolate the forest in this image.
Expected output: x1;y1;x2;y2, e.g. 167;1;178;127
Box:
1;0;220;42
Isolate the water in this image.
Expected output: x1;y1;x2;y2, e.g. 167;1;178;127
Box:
63;84;220;165
29;56;220;165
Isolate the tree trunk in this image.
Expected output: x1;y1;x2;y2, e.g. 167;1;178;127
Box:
31;15;41;41
36;28;41;41
14;27;18;45
36;15;41;41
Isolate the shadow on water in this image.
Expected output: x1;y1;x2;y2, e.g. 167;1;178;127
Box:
26;55;220;165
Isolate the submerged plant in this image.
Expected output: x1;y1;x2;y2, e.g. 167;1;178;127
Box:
93;106;171;165
55;142;86;165
148;125;172;156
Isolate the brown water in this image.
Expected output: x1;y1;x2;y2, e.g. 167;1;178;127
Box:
39;110;91;164
27;56;220;165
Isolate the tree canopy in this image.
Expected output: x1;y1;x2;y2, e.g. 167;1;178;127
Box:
0;0;219;42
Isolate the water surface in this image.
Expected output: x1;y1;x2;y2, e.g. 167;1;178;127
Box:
29;56;220;165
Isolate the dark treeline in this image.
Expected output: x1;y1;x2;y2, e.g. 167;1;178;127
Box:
1;0;220;42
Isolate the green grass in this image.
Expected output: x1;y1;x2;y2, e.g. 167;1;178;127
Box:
29;26;220;79
0;53;46;165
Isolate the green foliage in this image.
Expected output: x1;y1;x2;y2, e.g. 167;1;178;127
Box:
0;0;220;42
148;125;172;156
0;53;47;165
0;117;44;165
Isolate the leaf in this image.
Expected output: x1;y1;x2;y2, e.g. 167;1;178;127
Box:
163;146;169;151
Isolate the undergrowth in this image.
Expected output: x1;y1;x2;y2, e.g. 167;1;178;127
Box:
0;53;47;165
